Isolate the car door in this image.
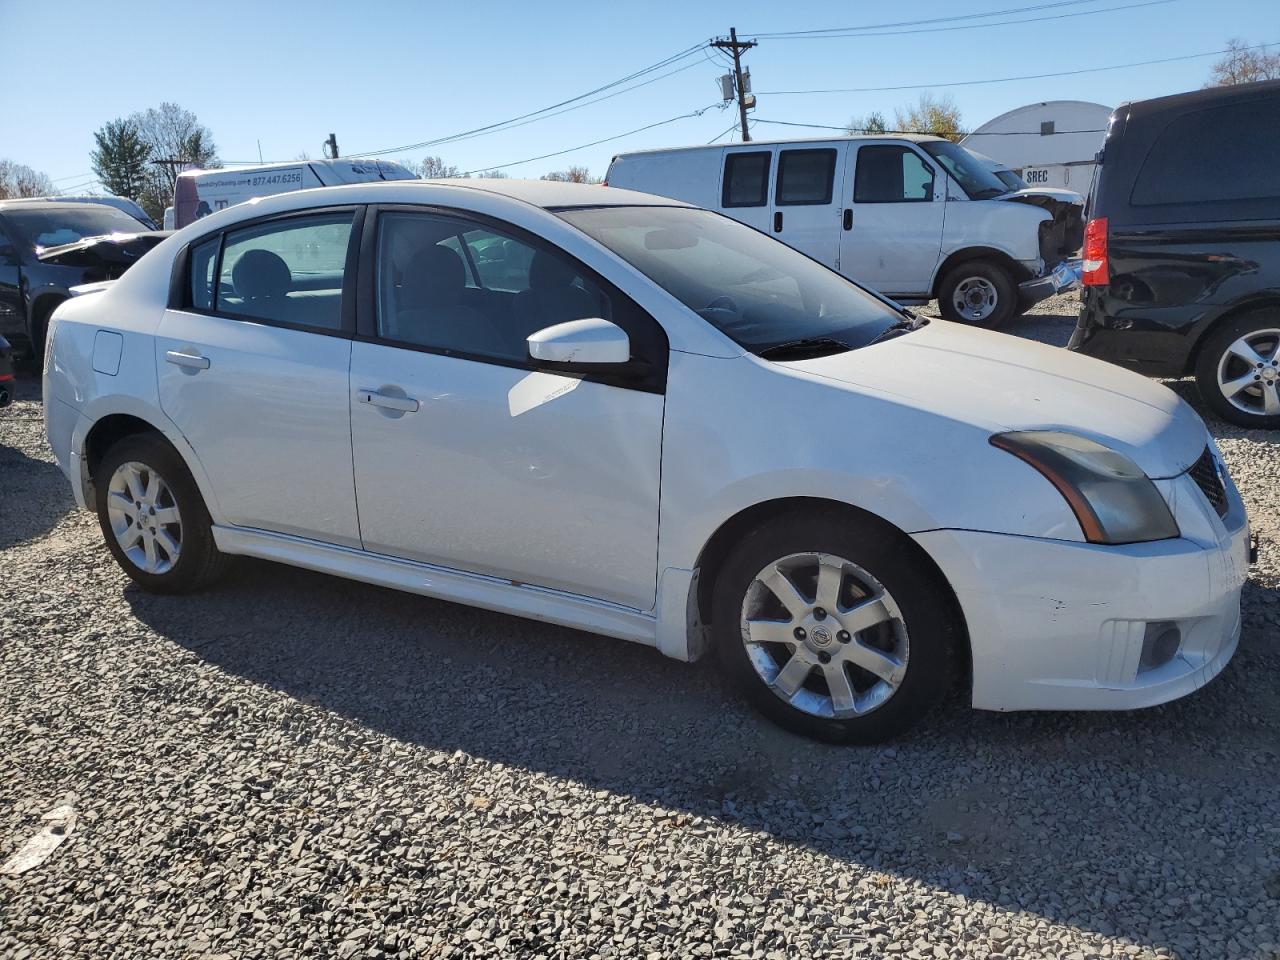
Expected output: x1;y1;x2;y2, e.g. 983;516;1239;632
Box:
348;207;666;610
0;219;26;345
155;208;363;547
770;144;847;269
718;148;775;235
839;143;945;297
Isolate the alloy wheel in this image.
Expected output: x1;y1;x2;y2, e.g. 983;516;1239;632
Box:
739;552;909;719
106;461;183;574
1216;328;1280;418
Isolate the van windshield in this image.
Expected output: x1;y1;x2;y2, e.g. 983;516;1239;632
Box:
921;141;1009;200
558;205;913;355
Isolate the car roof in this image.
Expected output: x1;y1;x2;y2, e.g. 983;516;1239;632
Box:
431;177;688;208
0;198;128;212
1122;77;1280;121
612;132;946;158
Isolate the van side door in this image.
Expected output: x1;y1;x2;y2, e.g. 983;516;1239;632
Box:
769;144;848;270
717;148;775;235
839;143;945;298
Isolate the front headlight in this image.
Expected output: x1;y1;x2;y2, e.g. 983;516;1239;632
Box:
991;430;1179;544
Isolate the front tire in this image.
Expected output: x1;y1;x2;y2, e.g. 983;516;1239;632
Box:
1193;309;1280;429
94;433;229;593
711;510;957;744
938;260;1017;329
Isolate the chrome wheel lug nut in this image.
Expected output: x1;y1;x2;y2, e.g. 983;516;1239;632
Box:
838;630;851;643
794;627;807;640
813;607;827;620
818;651;831;664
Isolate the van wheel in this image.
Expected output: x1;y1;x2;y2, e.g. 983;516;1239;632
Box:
94;433;230;593
711;510;956;744
1194;309;1280;429
938;260;1016;329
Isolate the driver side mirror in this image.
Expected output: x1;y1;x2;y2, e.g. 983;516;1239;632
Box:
527;318;630;368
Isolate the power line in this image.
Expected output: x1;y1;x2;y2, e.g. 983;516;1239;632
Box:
746;0;1105;37
462;104;724;175
746;0;1175;40
757;43;1274;95
354;43;709;158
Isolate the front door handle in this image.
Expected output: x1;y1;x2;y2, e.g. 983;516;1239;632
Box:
843;208;853;231
773;211;783;233
357;389;420;413
165;350;210;370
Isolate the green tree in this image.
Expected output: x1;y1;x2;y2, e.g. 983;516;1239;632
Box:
90;119;151;201
0;159;54;199
893;93;965;142
1207;39;1280;85
847;111;888;135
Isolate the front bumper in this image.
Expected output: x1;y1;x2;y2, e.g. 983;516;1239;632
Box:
1018;257;1080;308
914;468;1250;712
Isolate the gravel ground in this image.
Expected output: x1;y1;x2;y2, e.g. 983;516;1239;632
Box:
2;297;1278;960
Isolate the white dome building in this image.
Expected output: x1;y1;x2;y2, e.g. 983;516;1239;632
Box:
960;100;1113;192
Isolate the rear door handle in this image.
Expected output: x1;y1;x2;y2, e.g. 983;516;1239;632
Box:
773;211;783;233
843;208;853;231
165;350;210;370
357;389;420;413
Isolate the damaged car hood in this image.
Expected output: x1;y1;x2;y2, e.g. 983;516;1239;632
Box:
780;320;1207;479
36;230;170;269
999;187;1084;214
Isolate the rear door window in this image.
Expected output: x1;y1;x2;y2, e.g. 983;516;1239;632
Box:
776;149;837;206
722;151;771;207
1131;99;1280;206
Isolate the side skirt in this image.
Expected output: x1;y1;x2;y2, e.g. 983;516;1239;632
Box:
212;525;659;647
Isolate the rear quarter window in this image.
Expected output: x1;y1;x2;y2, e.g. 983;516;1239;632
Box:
1131;99;1280;207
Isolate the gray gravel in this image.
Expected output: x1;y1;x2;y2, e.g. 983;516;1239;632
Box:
2;299;1279;959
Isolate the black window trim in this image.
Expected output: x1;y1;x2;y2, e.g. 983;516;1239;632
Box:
356;203;668;394
721;150;772;209
775;147;838;207
852;144;937;205
169;204;364;340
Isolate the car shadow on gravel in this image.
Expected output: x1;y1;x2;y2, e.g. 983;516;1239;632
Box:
0;438;75;551
126;556;1280;957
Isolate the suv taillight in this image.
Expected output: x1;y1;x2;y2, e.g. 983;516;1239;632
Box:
1082;216;1109;286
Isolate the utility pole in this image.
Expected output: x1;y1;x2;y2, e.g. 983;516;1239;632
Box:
711;28;756;141
324;133;339;159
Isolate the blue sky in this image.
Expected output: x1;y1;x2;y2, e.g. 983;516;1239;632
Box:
4;0;1277;190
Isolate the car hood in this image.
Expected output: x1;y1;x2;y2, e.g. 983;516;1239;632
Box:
998;187;1085;210
35;230;170;268
780;321;1207;479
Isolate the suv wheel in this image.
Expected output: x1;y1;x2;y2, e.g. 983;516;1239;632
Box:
938;260;1017;329
712;511;956;744
94;433;229;593
1194;310;1280;429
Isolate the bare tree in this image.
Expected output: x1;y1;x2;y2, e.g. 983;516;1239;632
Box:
893;93;965;142
846;111;888;135
541;166;600;184
0;159;54;199
473;169;510;179
418;156;465;178
1207;39;1280;86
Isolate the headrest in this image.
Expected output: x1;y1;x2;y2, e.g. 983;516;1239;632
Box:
231;249;291;300
402;244;467;305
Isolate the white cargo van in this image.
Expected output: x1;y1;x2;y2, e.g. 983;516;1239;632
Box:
173;158;416;229
606;135;1082;327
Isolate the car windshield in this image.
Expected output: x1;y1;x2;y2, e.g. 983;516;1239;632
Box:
922;141;1010;200
556;205;911;354
3;205;148;251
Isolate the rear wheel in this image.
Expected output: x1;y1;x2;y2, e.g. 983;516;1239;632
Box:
94;433;229;593
712;511;957;743
938;260;1017;329
1194;309;1280;429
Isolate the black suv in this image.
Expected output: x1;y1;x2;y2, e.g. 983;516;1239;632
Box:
0;200;166;363
1069;79;1280;428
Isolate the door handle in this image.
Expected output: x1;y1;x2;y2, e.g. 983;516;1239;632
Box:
773;211;783;233
357;389;420;413
843;208;853;231
165;350;210;370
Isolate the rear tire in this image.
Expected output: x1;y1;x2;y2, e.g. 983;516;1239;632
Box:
938;260;1017;329
1193;309;1280;429
711;510;957;744
94;433;229;593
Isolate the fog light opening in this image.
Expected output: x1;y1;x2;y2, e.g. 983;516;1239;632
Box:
1140;622;1182;672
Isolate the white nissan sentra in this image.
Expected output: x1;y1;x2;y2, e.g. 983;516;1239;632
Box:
43;180;1252;743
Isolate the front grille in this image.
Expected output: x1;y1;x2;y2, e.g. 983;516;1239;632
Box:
1188;446;1228;518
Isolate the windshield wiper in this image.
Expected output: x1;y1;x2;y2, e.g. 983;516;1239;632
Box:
757;336;852;360
866;316;925;347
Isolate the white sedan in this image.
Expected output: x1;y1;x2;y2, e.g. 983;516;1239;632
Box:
43;180;1251;742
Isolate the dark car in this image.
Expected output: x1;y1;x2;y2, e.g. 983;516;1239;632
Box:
0;335;13;407
0;200;168;362
1069;79;1280;428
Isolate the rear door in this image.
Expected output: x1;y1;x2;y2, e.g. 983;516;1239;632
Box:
770;144;847;269
839;142;944;297
718;147;775;234
155;208;362;546
0;219;24;345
